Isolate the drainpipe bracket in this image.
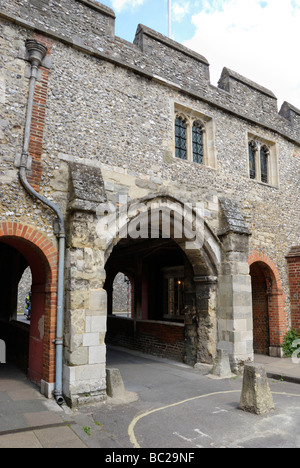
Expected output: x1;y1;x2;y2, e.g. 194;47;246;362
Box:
14;153;22;168
53;218;66;238
25;64;42;81
15;152;32;170
53;338;64;346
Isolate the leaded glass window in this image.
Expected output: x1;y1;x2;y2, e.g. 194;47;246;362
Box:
162;267;185;320
175;117;187;160
192;122;204;164
260;145;269;184
249;141;256;180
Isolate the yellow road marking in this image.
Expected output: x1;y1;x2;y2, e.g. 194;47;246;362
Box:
128;390;300;449
128;390;239;448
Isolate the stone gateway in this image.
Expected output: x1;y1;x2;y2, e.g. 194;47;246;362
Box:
0;0;299;406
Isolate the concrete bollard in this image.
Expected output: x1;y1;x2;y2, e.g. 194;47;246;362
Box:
106;367;125;398
239;363;274;415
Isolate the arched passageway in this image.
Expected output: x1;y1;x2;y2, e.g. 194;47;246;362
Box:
250;262;270;354
105;238;192;362
0;223;58;387
103;197;221;366
249;252;287;356
105;238;192;323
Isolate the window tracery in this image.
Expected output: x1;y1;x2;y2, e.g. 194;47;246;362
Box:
248;135;277;186
174;107;213;167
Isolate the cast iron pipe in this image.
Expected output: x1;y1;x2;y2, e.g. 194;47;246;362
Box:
19;39;65;406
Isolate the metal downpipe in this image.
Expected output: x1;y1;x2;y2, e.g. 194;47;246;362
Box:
19;39;65;406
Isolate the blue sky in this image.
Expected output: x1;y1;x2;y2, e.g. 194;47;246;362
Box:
100;0;199;44
98;0;300;109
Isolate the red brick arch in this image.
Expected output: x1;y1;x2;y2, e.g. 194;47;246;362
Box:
0;222;58;385
249;251;287;353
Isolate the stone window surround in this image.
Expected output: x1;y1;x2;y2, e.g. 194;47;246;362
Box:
173;103;217;169
247;132;279;188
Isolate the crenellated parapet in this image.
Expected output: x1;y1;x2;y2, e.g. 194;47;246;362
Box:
0;0;115;46
279;102;300;127
218;67;278;116
134;24;210;91
216;68;300;142
0;0;299;144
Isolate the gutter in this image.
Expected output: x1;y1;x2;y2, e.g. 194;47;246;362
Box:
18;39;65;406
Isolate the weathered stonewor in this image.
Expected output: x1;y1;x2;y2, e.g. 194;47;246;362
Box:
210;349;234;378
0;0;299;406
239;363;275;415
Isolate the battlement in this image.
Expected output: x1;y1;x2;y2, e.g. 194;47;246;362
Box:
0;0;299;143
218;67;277;100
76;0;115;18
217;67;284;135
218;67;278;112
134;24;210;88
279;102;300;126
0;0;115;43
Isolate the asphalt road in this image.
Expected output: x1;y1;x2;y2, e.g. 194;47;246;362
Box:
81;347;300;449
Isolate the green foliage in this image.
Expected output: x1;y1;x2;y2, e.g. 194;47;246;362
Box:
83;426;91;436
282;328;300;357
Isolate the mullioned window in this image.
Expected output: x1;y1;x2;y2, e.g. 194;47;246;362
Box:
174;104;216;169
248;135;278;187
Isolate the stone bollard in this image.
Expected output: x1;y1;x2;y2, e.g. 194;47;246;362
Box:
239;363;274;415
210;349;233;378
106;367;125;398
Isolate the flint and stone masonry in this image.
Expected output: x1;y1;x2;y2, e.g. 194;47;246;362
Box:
0;0;299;406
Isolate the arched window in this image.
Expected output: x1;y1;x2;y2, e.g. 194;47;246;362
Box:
192;121;204;164
175;116;187;160
112;272;132;318
249;140;257;180
260;145;269;184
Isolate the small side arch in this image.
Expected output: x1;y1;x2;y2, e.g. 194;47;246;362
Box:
249;251;287;354
0;222;58;385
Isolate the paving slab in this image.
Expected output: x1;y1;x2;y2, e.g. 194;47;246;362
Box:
0;431;43;449
34;425;87;449
0;363;88;448
7;388;44;401
255;355;300;383
1;351;300;448
23;410;64;427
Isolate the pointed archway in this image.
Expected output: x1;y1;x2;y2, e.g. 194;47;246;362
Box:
103;195;221;365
